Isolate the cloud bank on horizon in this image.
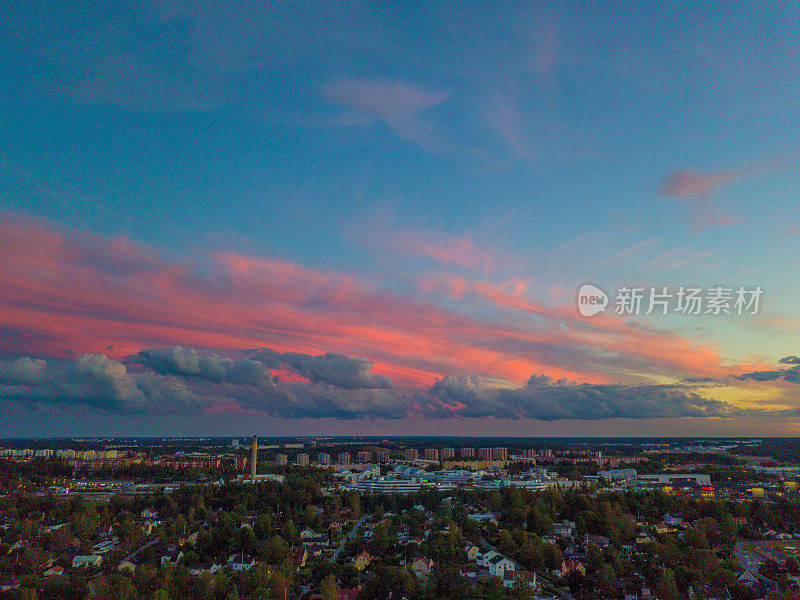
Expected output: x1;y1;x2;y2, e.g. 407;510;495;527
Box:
1;345;799;422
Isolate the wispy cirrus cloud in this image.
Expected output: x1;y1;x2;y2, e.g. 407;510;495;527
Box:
486;91;537;165
660;169;745;199
321;79;451;152
358;219;496;272
660;156;797;228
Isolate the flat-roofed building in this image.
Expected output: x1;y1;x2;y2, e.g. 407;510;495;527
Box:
492;447;508;461
355;477;421;494
424;448;439;461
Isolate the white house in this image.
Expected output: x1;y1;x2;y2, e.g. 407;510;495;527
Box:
189;562;222;576
228;553;257;571
477;550;499;567
488;555;517;579
72;554;103;569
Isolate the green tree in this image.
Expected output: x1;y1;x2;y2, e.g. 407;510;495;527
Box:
655;568;680;600
321;574;340;600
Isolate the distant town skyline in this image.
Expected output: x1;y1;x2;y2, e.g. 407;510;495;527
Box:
2;3;800;436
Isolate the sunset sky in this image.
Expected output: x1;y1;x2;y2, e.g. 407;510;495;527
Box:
1;2;800;436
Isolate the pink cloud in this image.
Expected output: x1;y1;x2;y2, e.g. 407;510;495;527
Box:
372;229;495;272
660;169;741;199
661;155;796;199
659;157;796;228
0;214;758;391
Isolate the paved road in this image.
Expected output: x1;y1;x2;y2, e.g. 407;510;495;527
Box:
333;516;366;562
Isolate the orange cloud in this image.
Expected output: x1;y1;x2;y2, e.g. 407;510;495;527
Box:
0;215;752;390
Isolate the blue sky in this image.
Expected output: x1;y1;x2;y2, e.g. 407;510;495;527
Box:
1;1;800;435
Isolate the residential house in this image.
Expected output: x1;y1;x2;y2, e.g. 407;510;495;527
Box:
635;532;654;545
161;548;184;566
585;533;610;547
737;571;759;586
542;534;559;545
503;570;538;589
561;559;586;576
329;522;343;536
488;555;516;579
459;565;481;578
477;550;499;567
411;557;434;578
228;553;258;571
179;532;198;546
72;554;103;569
188;562;222;576
338;588;360;600
468;513;498;525
301;530;329;547
118;557;141;573
43;566;64;577
663;513;684;527
464;544;480;560
704;585;730;600
306;544;328;557
653;523;677;535
553;520;576;536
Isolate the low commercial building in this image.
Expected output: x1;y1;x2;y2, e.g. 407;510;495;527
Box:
637;473;711;486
